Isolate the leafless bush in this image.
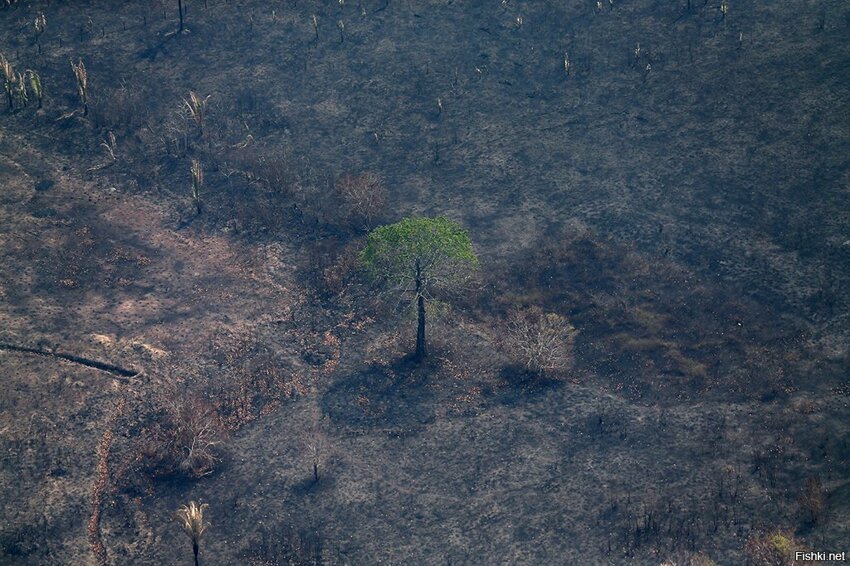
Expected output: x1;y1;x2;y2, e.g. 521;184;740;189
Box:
503;306;577;378
141;394;223;478
334;172;387;231
157;108;192;156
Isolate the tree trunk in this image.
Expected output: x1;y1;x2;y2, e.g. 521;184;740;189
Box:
415;259;426;361
193;541;199;566
178;0;184;33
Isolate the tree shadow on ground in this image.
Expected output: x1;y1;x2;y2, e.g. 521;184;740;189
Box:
290;475;337;498
489;365;566;407
321;357;437;434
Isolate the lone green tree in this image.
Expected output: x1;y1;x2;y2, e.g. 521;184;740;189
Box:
360;217;478;361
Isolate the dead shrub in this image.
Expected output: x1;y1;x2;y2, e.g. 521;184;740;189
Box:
502;306;577;378
333;172;387;231
140;394;223;479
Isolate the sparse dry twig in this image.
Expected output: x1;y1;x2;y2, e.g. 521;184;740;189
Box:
305;426;326;483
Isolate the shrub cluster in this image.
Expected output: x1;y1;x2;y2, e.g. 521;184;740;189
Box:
502;306;577;379
138;394;223;479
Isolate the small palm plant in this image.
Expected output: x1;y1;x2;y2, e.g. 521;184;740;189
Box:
70;59;87;115
34;12;47;53
26;70;43;109
14;72;27;108
183;91;210;138
175;501;210;566
190;159;203;215
101;131;118;162
1;54;15;111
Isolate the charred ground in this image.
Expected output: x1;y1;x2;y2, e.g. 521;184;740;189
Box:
1;0;849;564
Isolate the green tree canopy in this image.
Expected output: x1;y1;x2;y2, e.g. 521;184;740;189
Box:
360;216;478;360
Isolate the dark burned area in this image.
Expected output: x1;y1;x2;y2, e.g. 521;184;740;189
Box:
1;0;849;564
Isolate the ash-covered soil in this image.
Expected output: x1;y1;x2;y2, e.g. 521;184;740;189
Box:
1;1;849;564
